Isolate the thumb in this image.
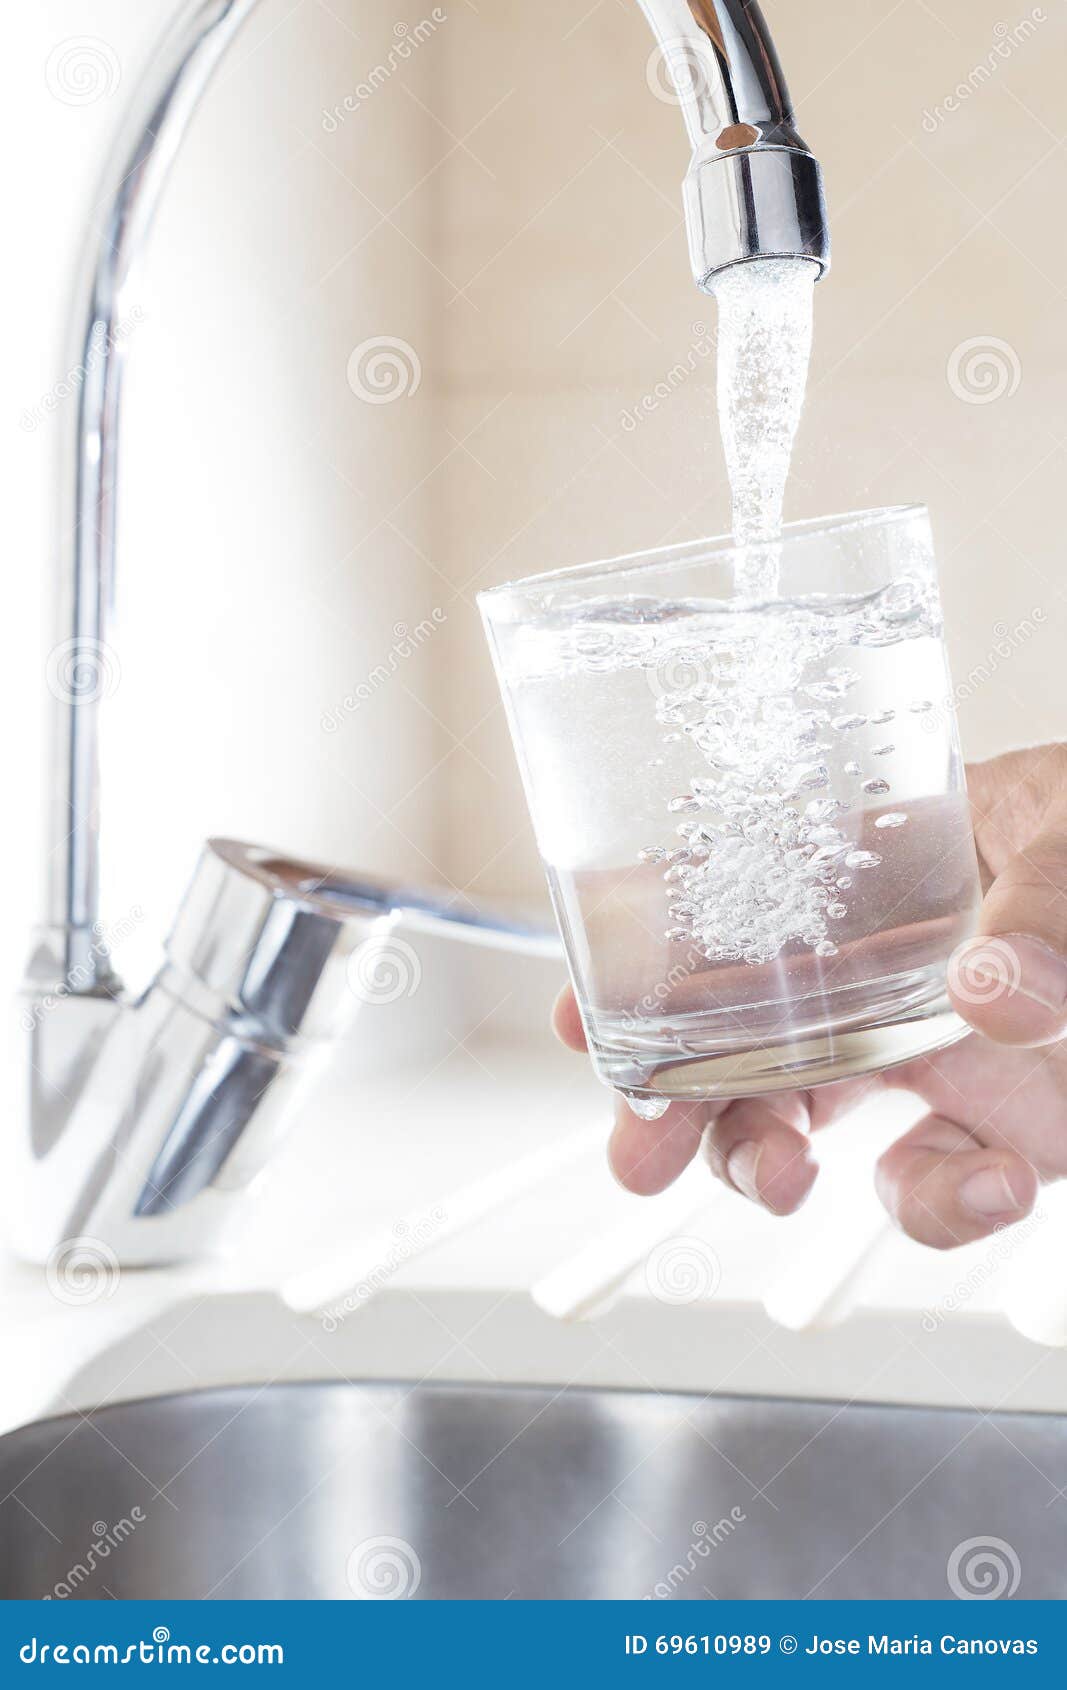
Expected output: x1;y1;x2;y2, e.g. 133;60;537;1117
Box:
949;816;1067;1046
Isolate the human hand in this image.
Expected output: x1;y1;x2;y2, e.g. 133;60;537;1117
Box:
553;745;1067;1249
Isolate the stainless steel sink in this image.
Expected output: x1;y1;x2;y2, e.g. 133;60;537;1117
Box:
1;1382;1065;1600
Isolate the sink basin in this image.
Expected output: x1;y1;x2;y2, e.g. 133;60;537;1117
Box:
0;1382;1064;1599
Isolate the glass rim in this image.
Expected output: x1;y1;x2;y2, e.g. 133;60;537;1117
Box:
477;503;928;605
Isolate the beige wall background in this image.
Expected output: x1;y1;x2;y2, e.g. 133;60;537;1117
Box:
431;0;1067;907
7;0;1066;984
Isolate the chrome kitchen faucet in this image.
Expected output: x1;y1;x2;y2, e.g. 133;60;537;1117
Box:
17;0;829;1265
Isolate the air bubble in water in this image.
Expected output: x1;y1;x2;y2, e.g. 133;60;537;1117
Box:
862;778;890;795
875;811;908;829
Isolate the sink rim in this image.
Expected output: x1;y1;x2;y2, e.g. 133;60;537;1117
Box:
3;1374;1063;1450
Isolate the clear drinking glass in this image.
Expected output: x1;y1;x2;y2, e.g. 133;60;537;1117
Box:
479;506;981;1111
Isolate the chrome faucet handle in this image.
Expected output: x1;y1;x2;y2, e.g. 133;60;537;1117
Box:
13;840;557;1266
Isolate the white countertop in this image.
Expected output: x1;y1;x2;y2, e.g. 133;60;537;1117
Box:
5;1023;1067;1438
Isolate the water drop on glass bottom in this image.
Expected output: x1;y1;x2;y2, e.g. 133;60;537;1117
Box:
621;1093;671;1121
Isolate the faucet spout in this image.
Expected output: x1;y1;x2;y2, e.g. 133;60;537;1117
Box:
635;0;830;285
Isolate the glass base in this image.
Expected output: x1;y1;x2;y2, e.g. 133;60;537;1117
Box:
590;972;970;1103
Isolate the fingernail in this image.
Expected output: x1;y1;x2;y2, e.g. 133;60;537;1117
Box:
1001;934;1067;1016
959;1166;1027;1219
726;1140;763;1205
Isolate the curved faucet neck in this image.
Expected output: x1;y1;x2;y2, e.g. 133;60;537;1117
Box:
49;0;262;987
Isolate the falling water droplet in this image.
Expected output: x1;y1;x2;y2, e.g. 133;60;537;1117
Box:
623;1093;671;1121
